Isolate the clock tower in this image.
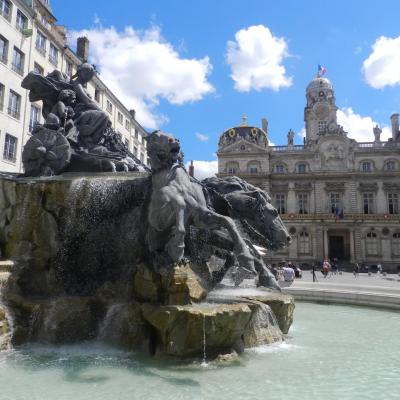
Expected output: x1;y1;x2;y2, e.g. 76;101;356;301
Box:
304;75;338;142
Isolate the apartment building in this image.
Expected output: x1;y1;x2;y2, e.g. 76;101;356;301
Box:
0;0;148;173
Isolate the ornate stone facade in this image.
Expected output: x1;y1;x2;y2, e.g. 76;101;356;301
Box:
217;76;400;271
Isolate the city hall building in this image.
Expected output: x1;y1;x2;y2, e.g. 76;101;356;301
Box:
0;0;148;174
217;75;400;271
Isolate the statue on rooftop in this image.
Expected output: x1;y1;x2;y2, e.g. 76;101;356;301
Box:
21;63;147;176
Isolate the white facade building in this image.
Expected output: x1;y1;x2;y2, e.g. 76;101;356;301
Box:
0;0;148;173
217;76;400;271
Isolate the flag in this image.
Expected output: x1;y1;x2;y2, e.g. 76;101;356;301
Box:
318;64;327;76
334;206;344;220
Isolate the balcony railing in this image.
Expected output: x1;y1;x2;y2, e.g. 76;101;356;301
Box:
281;213;400;221
271;145;305;152
8;106;20;119
11;62;24;75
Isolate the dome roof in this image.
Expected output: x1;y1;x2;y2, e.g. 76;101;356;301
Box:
306;76;333;93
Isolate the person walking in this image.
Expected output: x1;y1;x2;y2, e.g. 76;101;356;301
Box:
322;259;331;278
353;263;360;278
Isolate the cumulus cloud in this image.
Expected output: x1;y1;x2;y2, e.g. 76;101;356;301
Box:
337;107;391;141
195;133;209;142
362;36;400;89
226;25;292;92
186;160;218;181
70;25;214;128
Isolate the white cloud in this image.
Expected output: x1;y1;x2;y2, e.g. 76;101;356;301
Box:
70;25;214;129
226;25;292;92
297;128;306;139
195;133;209;142
337;107;391;142
362;36;400;89
186;160;218;181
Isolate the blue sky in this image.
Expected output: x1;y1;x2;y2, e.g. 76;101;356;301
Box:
52;0;400;177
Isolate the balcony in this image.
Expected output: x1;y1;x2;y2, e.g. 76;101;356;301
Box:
281;213;400;222
8;106;20;119
11;62;24;75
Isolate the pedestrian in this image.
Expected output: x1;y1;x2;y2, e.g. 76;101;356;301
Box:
353;263;359;278
322;259;330;278
283;266;295;282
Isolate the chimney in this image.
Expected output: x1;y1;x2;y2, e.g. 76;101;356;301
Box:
390;113;399;140
129;109;136;119
261;117;268;133
77;37;90;62
189;160;194;177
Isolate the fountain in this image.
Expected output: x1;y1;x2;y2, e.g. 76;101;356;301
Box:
0;64;295;360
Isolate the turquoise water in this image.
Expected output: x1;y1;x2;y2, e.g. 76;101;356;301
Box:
0;302;399;400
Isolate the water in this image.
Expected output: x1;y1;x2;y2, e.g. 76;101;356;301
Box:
0;302;399;400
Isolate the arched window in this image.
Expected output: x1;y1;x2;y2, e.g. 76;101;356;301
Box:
298;231;311;254
392;233;400;256
366;231;378;255
384;160;397;171
275;164;285;173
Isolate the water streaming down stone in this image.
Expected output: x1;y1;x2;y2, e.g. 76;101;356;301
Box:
244;302;283;347
201;314;207;366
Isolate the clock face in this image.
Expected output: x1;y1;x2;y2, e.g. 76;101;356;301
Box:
315;104;329;119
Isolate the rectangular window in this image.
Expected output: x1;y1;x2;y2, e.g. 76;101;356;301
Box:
0;83;4;111
29;104;41;132
3;133;17;162
33;62;44;75
65;59;73;77
124;138;129;148
49;43;58;66
125;119;130;131
94;88;100;103
363;192;374;214
140;153;145;163
388;193;399;215
298;232;310;254
275;164;284;173
0;0;11;22
0;34;8;64
362;162;372;172
11;46;24;75
35;31;46;55
8;90;21;119
118;111;123;124
297;163;306;173
133;146;138;156
318;120;327;133
275;194;286;214
16;9;28;32
330;192;341;213
298;193;308;214
106;100;112;113
135;129;139;139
